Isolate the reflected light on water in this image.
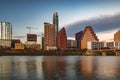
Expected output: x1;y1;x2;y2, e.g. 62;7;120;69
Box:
0;56;120;80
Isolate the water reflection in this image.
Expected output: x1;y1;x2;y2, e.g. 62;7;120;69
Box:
80;57;94;80
0;56;120;80
0;57;11;80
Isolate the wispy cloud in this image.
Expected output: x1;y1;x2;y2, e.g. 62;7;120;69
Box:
65;13;120;38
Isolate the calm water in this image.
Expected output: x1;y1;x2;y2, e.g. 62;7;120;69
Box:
0;56;120;80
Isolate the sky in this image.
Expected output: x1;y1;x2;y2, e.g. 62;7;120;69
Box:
0;0;120;43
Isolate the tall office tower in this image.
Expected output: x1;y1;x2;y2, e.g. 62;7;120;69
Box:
53;12;59;35
0;22;12;40
114;30;120;42
44;22;57;50
58;27;67;50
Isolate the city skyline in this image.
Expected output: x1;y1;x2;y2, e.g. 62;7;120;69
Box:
0;0;120;43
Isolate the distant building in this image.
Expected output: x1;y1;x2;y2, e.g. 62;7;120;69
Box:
15;43;24;50
0;22;12;40
87;41;120;50
58;27;67;50
106;42;120;49
87;41;106;50
41;36;44;50
44;22;57;50
53;12;59;48
114;30;120;42
75;31;83;48
0;39;11;48
76;26;99;49
25;44;41;50
53;12;59;35
11;39;21;48
67;39;77;48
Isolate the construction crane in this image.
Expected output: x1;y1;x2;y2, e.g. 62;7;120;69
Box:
26;26;39;34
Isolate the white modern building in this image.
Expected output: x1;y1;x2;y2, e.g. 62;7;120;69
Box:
106;42;120;49
0;22;12;40
87;41;120;50
87;41;105;50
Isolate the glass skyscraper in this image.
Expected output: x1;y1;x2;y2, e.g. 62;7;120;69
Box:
0;22;12;40
53;12;59;36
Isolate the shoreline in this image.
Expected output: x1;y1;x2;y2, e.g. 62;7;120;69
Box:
0;50;119;56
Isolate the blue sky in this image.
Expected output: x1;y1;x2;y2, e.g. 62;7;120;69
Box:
0;0;120;42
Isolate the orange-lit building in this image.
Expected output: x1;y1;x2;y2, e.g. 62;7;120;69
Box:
44;22;57;50
76;26;99;49
114;30;120;42
58;27;67;50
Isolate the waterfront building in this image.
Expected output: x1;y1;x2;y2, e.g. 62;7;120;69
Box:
0;22;12;40
67;39;77;48
0;39;11;48
44;22;57;50
15;43;24;50
106;42;120;49
11;39;21;48
87;41;106;50
87;41;120;50
76;26;99;49
58;27;67;50
53;12;59;35
114;30;120;42
25;44;41;50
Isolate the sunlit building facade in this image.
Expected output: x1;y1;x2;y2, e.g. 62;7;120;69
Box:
44;22;57;50
76;26;99;49
58;27;67;50
114;30;120;42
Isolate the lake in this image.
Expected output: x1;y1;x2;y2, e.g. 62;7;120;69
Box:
0;56;120;80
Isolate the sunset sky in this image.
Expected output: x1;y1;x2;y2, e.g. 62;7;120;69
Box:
0;0;120;43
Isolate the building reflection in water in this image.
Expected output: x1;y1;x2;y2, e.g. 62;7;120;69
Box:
80;56;94;80
57;57;66;80
0;57;11;80
11;56;28;80
35;56;44;80
43;56;58;80
0;56;120;80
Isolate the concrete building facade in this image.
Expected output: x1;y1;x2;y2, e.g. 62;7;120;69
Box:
44;23;57;50
58;27;67;50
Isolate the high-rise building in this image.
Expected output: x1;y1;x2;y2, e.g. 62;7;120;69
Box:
58;27;67;50
76;26;99;49
114;30;120;42
44;22;57;50
53;12;59;35
0;22;12;40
